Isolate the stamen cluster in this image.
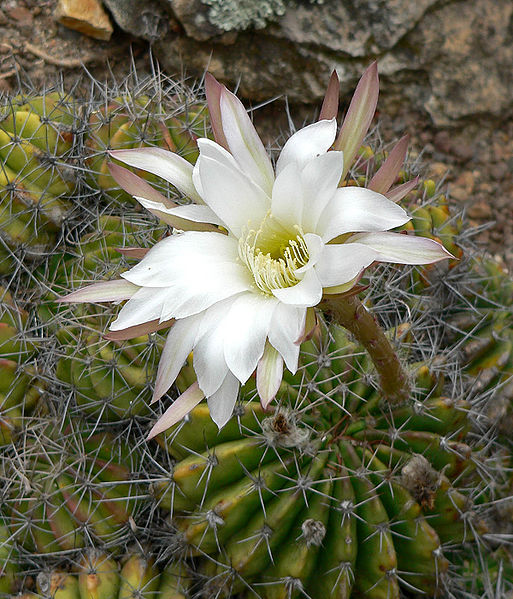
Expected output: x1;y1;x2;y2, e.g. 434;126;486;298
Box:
239;227;309;295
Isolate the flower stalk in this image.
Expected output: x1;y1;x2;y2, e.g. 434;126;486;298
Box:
320;294;410;403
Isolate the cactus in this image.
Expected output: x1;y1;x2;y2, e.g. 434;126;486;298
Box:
0;92;76;270
0;287;43;445
34;215;165;421
0;517;18;596
1;68;512;599
37;214;165;323
17;551;190;599
452;545;513;598
84;87;210;204
149;318;486;598
3;423;144;557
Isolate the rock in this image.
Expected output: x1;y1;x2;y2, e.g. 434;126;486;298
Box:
55;0;113;41
467;201;493;220
6;5;33;26
272;0;437;57
168;0;221;40
408;0;513;125
426;162;450;180
153;0;513;125
103;0;169;41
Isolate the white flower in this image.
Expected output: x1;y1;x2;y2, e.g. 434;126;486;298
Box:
61;68;452;435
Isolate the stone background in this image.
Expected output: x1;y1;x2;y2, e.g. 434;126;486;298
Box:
1;0;512;267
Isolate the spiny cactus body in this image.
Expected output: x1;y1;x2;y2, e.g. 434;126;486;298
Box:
32;550;189;599
0;518;18;596
0;92;76;271
85;93;209;203
0;287;43;445
152;320;484;599
35;215;166;421
4;426;143;556
1;69;512;599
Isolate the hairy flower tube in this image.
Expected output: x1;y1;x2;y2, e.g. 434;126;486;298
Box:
60;64;452;434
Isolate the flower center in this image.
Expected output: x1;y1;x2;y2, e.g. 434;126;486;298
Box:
239;213;309;295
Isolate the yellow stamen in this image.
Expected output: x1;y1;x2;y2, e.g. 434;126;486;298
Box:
239;217;309;295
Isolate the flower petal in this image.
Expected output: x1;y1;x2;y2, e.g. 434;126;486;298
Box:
223;293;278;384
108;162;176;208
271;161;303;228
109;147;202;203
257;343;284;409
334;61;379;181
368;135;409;194
271;267;323;307
115;247;149;259
207;372;240;429
136;198;224;230
314;242;378;287
219;86;275;195
193;302;233;396
205;72;229;150
294;233;324;275
147;382;205;440
319;70;340;121
109;286;171;331
104;318;174;341
318;187;410;242
300;151;344;232
58;279;138;303
194;151;270;237
276;119;337;177
152;315;202;403
121;232;240;287
348;232;454;264
267;303;305;372
386;177;419;203
119;233;252;321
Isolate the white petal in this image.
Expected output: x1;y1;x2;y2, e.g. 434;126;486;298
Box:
121;232;239;287
300;151;344;231
123;234;253;319
109;286;170;331
110;148;202;203
58;279;138;303
271;267;323;307
207;372;240;429
276;119;337;176
270;162;303;228
195;153;270;237
223;293;278;384
219;88;275;195
267;303;305;372
152;316;202;403
135;197;222;230
294;233;324;275
348;232;454;264
147;382;205;440
257;344;284;409
318;187;411;242
314;242;378;287
193;301;233;396
160;272;250;320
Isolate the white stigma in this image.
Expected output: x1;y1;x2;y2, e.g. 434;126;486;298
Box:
238;216;309;296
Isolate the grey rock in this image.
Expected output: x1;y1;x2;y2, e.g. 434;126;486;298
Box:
152;0;513;124
167;0;224;41
272;0;438;56
410;0;513;124
103;0;169;41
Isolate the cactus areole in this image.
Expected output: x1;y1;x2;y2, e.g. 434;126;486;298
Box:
59;64;452;433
